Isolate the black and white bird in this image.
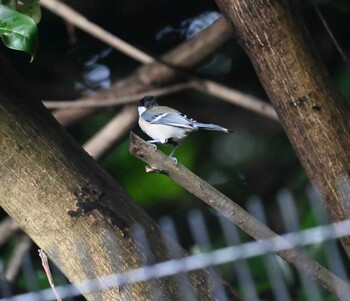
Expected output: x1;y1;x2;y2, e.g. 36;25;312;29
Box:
138;96;233;160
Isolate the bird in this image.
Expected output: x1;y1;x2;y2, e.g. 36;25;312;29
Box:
138;96;233;160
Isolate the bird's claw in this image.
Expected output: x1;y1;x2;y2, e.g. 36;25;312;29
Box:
169;156;178;164
147;143;157;150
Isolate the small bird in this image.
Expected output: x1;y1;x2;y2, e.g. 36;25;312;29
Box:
138;96;233;160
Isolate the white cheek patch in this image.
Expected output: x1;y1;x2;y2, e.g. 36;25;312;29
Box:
138;106;146;115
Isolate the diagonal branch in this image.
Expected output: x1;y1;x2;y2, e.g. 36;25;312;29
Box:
194;80;278;121
0;217;19;246
83;105;136;160
52;17;234;127
5;235;32;283
40;0;154;64
309;0;350;70
129;132;350;300
41;0;278;129
50;78;277;162
214;0;350;257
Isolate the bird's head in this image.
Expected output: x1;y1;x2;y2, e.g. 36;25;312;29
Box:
139;96;158;110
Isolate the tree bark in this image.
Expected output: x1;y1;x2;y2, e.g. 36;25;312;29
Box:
0;55;239;300
215;0;350;256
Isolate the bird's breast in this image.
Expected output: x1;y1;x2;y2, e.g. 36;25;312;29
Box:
139;118;188;142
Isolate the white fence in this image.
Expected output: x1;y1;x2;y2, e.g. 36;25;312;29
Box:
1;185;349;300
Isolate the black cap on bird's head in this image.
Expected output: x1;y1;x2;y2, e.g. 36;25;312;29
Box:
139;96;158;109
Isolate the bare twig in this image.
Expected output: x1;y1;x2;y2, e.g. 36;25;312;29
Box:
129;132;350;300
5;235;32;283
83;105;137;160
309;0;350;70
43;82;195;109
0;217;20;246
194;80;278;121
83;81;277;160
45;79;278;122
38;250;62;301
40;0;153;64
45;79;278;128
53;17;234;126
40;0;277;125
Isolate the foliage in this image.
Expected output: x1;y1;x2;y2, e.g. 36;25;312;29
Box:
0;1;40;60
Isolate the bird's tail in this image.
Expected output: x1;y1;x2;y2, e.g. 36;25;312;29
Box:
193;122;233;133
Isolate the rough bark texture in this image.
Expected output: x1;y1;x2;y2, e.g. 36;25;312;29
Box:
215;0;350;256
0;55;239;300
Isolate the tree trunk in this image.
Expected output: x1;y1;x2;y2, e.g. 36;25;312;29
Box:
215;0;350;256
0;55;239;300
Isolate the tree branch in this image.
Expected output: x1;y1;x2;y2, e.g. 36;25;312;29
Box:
45;79;279;123
44;82;195;109
0;217;19;246
5;235;32;283
215;0;350;257
194;80;278;121
42;2;277;128
129;132;350;300
309;0;350;70
39;250;63;301
52;17;234;127
40;0;154;64
83;105;136;160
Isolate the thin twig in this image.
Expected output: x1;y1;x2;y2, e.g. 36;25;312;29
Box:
42;0;277;135
40;0;154;64
46;80;277;121
83;105;137;160
309;0;350;70
38;250;62;301
52;17;234;126
0;217;20;246
40;1;277;124
43;82;195;109
194;80;278;121
45;80;278;123
81;81;277;160
128;132;350;300
5;235;32;283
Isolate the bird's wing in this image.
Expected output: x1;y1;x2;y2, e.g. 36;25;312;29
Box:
142;111;195;129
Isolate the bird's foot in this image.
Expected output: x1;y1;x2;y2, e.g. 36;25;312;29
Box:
169;155;178;164
146;142;157;150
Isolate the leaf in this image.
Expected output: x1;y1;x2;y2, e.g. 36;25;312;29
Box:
0;4;38;59
16;0;41;24
1;0;41;23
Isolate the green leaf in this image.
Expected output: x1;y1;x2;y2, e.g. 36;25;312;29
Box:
16;0;41;24
0;4;38;59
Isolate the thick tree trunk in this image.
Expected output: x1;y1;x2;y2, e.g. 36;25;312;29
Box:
215;0;350;256
0;55;239;300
